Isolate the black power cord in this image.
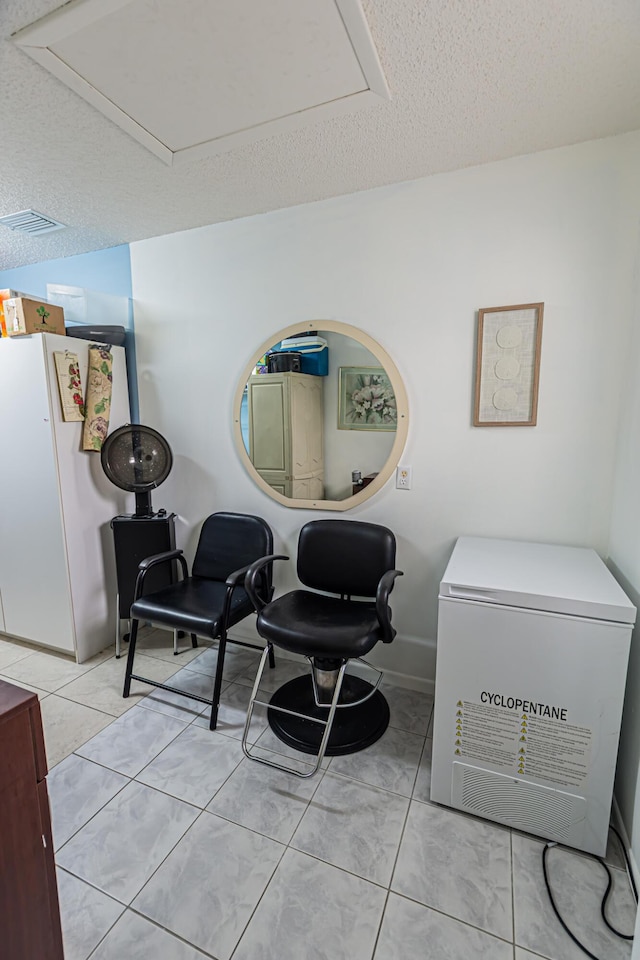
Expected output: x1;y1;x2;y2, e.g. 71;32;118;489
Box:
542;826;637;960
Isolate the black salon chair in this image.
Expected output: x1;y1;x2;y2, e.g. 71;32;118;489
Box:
123;512;275;730
241;519;403;777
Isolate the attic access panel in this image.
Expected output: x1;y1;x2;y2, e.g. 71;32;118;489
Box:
13;0;389;166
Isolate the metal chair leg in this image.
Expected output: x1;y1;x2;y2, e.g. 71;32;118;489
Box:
242;650;347;778
115;593;121;659
209;633;227;731
115;608;131;658
171;631;198;655
123;618;140;697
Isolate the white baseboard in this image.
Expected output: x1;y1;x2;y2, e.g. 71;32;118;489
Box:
377;666;434;696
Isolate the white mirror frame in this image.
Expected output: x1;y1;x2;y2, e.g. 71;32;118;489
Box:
233;319;409;511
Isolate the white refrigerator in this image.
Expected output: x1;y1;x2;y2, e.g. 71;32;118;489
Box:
0;333;130;661
430;536;636;856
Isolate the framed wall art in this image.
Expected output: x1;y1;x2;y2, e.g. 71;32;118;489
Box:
338;366;397;431
83;344;114;451
474;303;544;427
53;350;85;422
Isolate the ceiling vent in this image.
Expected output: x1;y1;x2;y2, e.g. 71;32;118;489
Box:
0;209;67;235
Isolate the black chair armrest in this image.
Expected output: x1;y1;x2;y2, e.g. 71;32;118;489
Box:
138;549;184;572
225;563;254;589
220;562;260;626
133;549;188;603
244;555;289;612
376;569;403;643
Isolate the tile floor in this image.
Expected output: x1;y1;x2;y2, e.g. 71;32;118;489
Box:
1;629;637;960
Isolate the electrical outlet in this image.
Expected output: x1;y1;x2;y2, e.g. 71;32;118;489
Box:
396;466;412;490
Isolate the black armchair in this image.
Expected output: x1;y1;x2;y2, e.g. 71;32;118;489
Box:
122;512;275;730
241;519;403;777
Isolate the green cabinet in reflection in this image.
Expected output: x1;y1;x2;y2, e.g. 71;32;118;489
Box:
248;372;324;500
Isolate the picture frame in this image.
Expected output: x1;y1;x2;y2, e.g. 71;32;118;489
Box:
474;302;544;427
53;350;85;422
338;366;397;431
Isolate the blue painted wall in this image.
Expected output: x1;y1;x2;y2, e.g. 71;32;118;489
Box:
0;244;131;299
0;245;138;417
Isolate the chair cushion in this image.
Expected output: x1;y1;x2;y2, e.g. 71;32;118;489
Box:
131;578;253;639
257;590;381;659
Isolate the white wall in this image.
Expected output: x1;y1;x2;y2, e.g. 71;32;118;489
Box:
130;131;640;691
607;132;640;869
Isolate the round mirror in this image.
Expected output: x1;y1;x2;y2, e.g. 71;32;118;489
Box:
233;320;409;510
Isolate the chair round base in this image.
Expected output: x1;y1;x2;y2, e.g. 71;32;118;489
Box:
267;674;390;756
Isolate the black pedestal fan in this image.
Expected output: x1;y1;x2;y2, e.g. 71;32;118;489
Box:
101;425;176;656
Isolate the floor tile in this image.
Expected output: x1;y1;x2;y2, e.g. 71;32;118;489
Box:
136;663;219;722
0;674;49;697
2;649;102;692
132;626;210;665
0;638;34;671
392;800;512;941
40;694;113;768
512;833;635;960
136;724;243;807
48;754;129;850
56;780;199;904
207;745;320;842
329;724;424;796
58;653;179;717
88;909;211;960
14;634;632;960
291;772;409;885
252;722;332;768
132;811;284;960
184;643;262;682
412;737;432;802
381;681;433;736
191;679;269;741
233;653;309;692
75;705;188;777
233;848;387;960
56;868;123;960
374;892;513;960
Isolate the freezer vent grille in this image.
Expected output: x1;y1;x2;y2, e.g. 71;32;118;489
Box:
0;209;66;235
452;763;585;843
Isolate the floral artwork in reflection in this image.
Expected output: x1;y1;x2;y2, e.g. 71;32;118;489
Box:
338;367;397;431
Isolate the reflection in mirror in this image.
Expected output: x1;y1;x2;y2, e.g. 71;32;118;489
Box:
240;330;397;502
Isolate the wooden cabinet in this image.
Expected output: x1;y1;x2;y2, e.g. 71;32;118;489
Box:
0;680;64;960
248;372;324;498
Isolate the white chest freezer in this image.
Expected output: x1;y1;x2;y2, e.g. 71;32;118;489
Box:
430;536;636;855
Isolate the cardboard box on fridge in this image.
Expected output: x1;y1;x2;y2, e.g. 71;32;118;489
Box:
4;297;65;337
0;289;30;337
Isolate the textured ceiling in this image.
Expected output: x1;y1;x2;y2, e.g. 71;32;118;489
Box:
2;0;640;270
